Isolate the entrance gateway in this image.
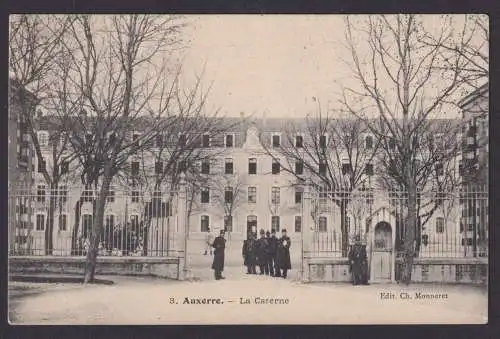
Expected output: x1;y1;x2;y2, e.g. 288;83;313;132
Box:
371;221;393;282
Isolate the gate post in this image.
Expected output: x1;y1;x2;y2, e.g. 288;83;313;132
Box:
301;179;314;282
177;173;190;280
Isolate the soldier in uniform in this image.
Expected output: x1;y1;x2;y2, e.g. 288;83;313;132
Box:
211;229;226;280
256;229;270;275
270;229;280;277
277;229;292;279
244;233;257;274
348;235;367;285
265;231;275;276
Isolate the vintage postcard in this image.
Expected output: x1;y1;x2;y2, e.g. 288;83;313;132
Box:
8;14;488;324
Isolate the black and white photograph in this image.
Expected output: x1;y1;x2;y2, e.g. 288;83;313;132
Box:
8;14;488;324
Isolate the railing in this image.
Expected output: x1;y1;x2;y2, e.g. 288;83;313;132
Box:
8;188;183;257
306;187;488;259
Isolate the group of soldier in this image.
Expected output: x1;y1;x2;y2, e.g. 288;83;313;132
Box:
347;235;369;285
242;228;291;279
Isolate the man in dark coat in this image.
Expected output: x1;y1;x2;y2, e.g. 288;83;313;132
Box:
265;231;275;276
211;229;226;280
348;235;367;285
243;233;257;274
256;229;270;275
277;229;291;279
270;229;280;277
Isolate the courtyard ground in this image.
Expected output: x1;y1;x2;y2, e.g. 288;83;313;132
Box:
9;260;487;325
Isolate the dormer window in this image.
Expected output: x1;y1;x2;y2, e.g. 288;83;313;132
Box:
272;134;280;148
296;135;303;148
179;134;186;147
435;162;444;177
388;138;396;150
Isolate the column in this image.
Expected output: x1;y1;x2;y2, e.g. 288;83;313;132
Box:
177;173;190;280
301;179;314;282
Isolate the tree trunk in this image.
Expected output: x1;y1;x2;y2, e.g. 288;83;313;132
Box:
84;177;111;284
401;182;417;285
44;194;56;255
340;200;349;257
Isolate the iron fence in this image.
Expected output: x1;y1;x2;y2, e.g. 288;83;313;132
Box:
8;187;184;257
306;187;488;259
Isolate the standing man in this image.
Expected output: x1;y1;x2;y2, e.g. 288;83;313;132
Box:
204;227;214;255
256;229;269;275
348;235;367;285
246;233;257;274
277;229;291;279
211;229;226;280
265;231;275;276
270;229;280;277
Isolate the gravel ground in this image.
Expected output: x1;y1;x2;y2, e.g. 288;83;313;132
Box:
9;265;487;325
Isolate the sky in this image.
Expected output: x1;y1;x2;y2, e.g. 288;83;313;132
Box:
177;14;487;120
180;15;349;119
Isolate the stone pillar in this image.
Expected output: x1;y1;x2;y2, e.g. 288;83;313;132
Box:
301;180;314;282
177;173;190;280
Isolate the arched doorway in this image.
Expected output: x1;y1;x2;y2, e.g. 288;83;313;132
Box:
247;215;257;239
371;221;393;282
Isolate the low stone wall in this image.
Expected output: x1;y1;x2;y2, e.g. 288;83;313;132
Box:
395;257;488;285
306;257;352;282
305;257;487;284
9;256;183;280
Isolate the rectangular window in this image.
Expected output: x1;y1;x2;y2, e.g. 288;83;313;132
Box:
59;214;67;231
319;161;327;176
202;134;210;148
436;217;445;233
131;161;140;176
106;215;115;230
248;158;257;175
155;161;163;175
295;189;303;204
319;135;327;148
156;134;163;148
130;215;140;232
318;216;327;232
272;135;280;147
201;215;210;232
272;159;280;175
225;187;233;204
38;158;46;173
295;216;302;232
458;161;464;176
224;215;233;232
83;184;93;202
248;187;257;204
38;132;48;147
271;216;280;232
225;158;234;174
179;134;186;147
365;163;374;176
201;187;210;204
225;134;234;148
435;163;444;176
85;133;93;144
58;185;68;203
342;162;352;175
132;133;140;142
61;161;69;175
131;191;140;203
36;214;45;231
201;160;210;174
296;135;303;148
295;161;304;175
37;185;46;203
365;135;373;149
106;186;115;203
388;138;396;150
82;214;93;238
271;187;280;205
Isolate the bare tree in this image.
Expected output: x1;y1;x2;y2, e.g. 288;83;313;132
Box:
48;14;208;283
9;15;78;254
211;174;246;235
265;106;379;255
340;15;482;283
